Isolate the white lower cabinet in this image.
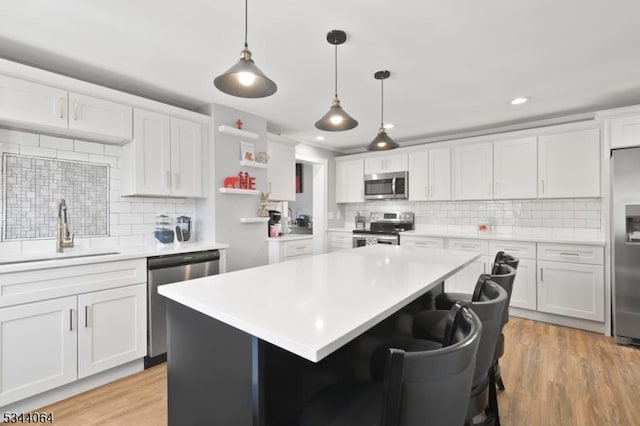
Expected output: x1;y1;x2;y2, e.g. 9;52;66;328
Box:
269;238;314;263
508;258;537;310
327;231;353;252
400;235;444;249
0;297;77;406
537;261;604;321
0;284;146;406
445;256;489;294
0;259;147;407
78;284;146;379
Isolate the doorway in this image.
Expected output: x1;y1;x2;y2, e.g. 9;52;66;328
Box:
292;153;328;254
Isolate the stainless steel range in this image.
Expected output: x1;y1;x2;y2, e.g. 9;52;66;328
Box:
352;212;414;248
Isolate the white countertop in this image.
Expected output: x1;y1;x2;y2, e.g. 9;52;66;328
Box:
267;234;313;242
0;241;229;273
158;245;479;362
327;227;605;246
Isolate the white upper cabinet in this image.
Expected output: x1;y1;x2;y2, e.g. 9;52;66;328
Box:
408;150;429;201
0;74;68;129
0;74;132;143
453;142;493;200
170;117;203;198
122;109;203;197
128;109;172;196
429;147;452;201
267;140;296;201
538;129;600;198
67;92;132;140
409;148;451;201
611;114;640;149
493;137;538;199
336;159;364;203
365;153;408;174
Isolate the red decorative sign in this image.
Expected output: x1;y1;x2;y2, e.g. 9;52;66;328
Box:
223;172;256;190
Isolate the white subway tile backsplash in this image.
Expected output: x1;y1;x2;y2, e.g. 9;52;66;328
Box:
19;145;56;157
0;129;39;146
40;135;74;151
74;140;104;154
89;154;118;167
344;197;602;236
0;133;196;256
57;150;90;161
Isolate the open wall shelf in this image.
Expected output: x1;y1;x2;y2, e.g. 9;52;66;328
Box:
218;125;259;140
218;188;260;195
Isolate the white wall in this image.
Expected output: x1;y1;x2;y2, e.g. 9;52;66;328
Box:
196;104;269;272
0;129;195;257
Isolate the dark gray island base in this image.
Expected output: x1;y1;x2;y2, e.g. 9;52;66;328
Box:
166;294;440;426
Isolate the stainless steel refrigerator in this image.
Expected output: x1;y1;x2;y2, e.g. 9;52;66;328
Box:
612;147;640;345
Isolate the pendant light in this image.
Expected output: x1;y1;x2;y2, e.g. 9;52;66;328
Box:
367;70;398;151
214;0;277;98
315;30;358;131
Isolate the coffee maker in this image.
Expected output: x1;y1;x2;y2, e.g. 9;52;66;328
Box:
268;210;281;237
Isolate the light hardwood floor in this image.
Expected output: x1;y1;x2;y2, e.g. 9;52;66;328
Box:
39;317;640;425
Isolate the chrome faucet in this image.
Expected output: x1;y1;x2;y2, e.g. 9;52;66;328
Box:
56;199;74;253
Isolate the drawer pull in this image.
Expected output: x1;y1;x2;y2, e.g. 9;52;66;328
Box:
502;247;521;252
559;252;580;256
459;245;477;249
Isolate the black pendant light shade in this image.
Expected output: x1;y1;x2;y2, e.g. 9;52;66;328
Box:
367;70;398;151
315;30;358;131
214;0;277;98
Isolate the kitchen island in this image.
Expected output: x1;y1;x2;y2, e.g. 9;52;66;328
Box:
158;245;480;426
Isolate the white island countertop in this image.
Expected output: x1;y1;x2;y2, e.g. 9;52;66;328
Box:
158;245;480;362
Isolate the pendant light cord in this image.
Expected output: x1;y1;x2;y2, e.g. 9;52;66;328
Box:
334;43;338;98
380;79;384;127
244;0;248;48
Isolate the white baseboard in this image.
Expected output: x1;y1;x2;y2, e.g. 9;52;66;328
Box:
510;308;605;334
0;359;144;416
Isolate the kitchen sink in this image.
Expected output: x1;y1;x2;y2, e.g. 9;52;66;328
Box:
0;251;121;266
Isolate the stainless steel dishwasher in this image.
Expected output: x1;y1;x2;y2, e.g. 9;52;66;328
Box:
146;250;220;367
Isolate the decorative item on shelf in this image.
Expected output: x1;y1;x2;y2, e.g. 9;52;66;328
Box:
236;119;244;129
223;172;256;190
256;151;269;164
241;141;255;161
258;192;269;217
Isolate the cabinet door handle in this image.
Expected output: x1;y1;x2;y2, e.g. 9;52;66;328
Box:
69;309;74;331
73;100;78;121
429;185;433;198
166;171;171;189
541;179;545;194
269;182;272;193
174;172;180;189
59;97;65;118
540;268;543;281
85;306;92;328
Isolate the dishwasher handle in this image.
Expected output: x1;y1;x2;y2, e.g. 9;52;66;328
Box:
148;250;220;270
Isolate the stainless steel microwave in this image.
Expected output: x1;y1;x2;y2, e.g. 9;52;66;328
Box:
364;171;408;200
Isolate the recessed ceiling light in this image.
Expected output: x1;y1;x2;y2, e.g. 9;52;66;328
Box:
510;97;528;105
383;123;394;129
315;136;325;141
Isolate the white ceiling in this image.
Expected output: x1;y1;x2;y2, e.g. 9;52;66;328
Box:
1;1;640;152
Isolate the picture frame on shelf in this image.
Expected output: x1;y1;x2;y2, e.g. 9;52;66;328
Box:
241;141;255;162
